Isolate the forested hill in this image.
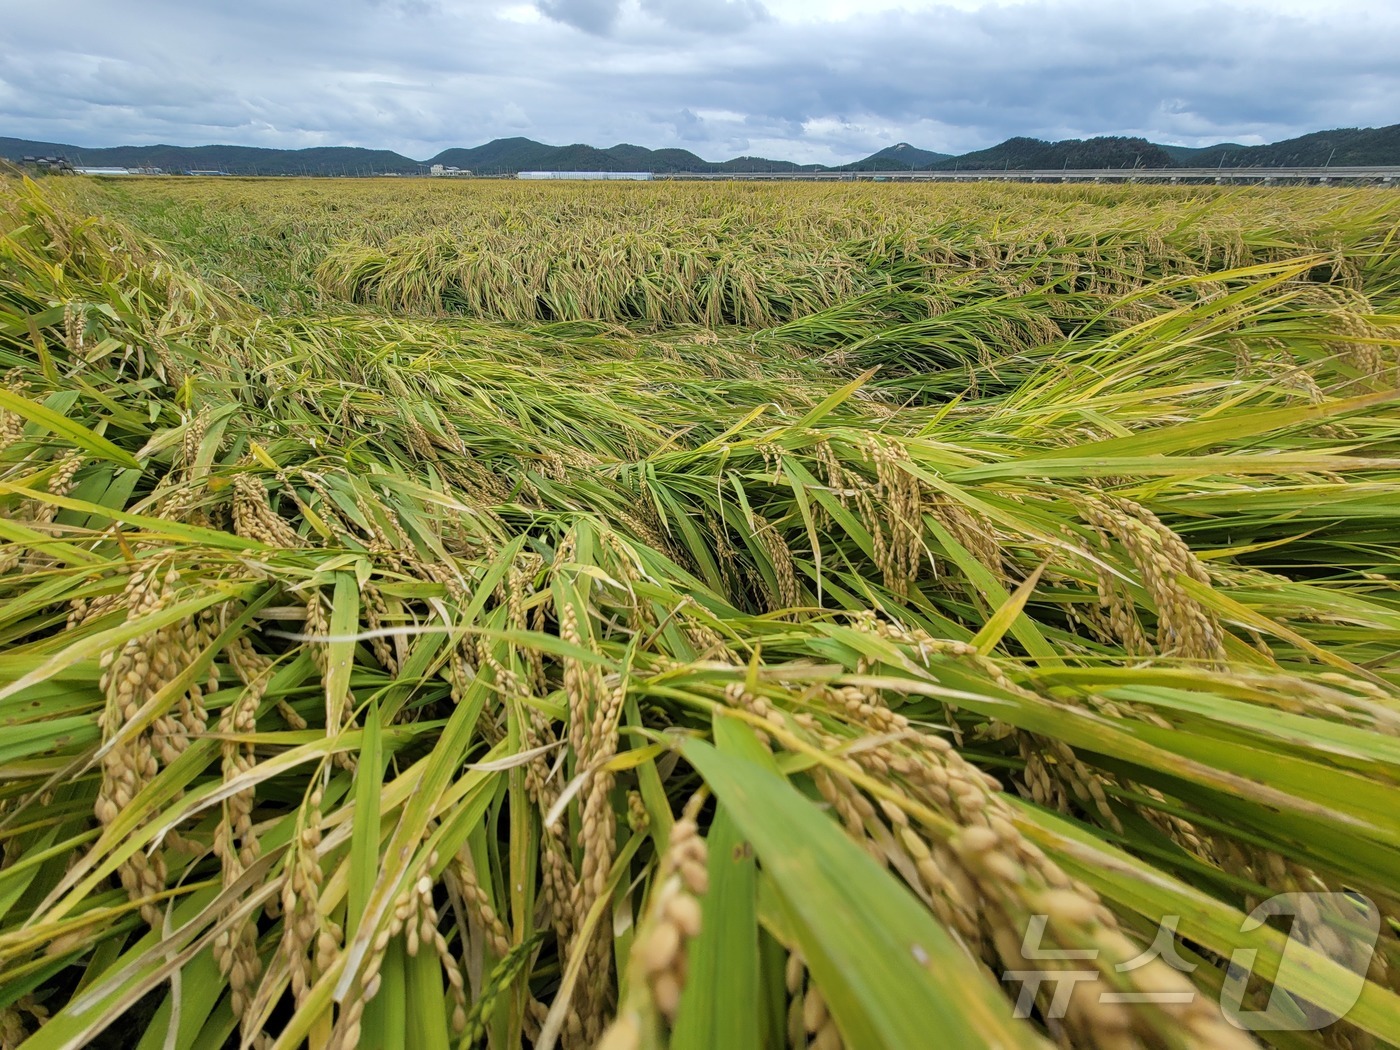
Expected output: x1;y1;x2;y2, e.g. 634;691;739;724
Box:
1161;125;1400;167
845;143;953;170
0;136;821;176
423;139;822;174
0;138;421;175
927;136;1175;171
3;123;1398;175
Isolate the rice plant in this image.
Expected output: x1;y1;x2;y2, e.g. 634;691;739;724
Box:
1;173;1399;1050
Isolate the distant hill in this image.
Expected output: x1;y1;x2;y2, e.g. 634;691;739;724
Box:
426;139;819;175
0;137;420;175
3;124;1399;176
0;134;822;176
938;126;1400;171
1157;142;1250;165
427;138;615;174
929;136;1175;171
845;143;952;170
1163;126;1400;167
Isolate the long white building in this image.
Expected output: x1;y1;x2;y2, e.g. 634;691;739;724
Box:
517;171;652;181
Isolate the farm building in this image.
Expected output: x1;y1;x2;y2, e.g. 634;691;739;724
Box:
517;171;652;181
19;156;74;173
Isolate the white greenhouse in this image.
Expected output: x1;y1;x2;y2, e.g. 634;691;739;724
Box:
516;171;653;181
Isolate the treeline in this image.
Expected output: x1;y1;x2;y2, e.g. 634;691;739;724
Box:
3;123;1398;176
928;136;1174;171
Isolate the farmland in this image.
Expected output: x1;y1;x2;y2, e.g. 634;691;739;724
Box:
2;173;1400;1049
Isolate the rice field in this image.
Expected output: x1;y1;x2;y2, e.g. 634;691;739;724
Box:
1;173;1400;1049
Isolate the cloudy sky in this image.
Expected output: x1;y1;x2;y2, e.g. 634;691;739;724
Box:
2;0;1397;164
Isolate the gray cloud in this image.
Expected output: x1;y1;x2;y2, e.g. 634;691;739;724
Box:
670;108;707;141
536;0;623;34
640;0;769;34
1;1;1397;165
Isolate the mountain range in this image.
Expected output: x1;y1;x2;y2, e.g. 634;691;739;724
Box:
3;124;1398;177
